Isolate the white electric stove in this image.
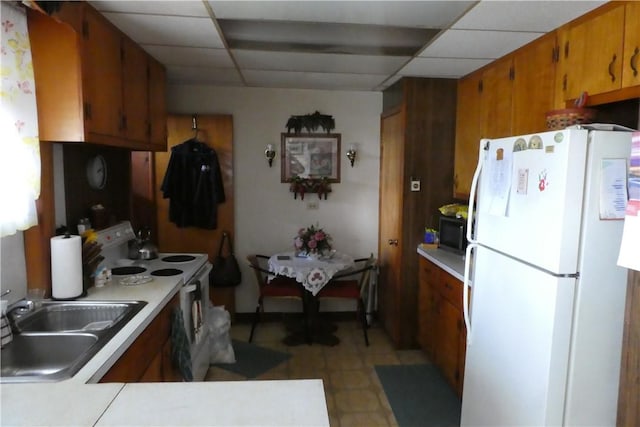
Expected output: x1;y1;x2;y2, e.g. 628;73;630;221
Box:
95;221;212;381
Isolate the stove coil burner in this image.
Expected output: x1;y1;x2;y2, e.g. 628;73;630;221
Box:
161;255;196;263
150;268;183;277
112;266;147;276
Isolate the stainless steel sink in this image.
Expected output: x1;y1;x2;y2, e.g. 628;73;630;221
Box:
14;300;147;333
1;300;147;383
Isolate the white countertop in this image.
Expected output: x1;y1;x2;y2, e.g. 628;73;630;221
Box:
1;380;329;427
417;244;467;282
71;274;184;384
1;277;330;426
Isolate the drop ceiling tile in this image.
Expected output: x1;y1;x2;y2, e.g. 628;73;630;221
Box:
143;46;234;68
89;1;210;17
378;74;403;90
420;29;543;59
209;1;474;28
453;1;606;32
233;50;409;75
219;20;437;56
166;66;243;85
101;13;223;48
243;70;387;91
399;57;493;79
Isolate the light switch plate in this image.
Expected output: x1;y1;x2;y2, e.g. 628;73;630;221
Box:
410;180;420;192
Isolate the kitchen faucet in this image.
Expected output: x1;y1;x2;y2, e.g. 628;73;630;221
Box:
6;299;35;333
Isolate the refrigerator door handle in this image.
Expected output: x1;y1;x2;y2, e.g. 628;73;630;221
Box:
463;242;477;345
466;139;490;244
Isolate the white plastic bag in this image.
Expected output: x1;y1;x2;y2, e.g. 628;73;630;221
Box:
207;302;236;364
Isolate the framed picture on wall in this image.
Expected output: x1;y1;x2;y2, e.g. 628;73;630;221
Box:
281;133;341;183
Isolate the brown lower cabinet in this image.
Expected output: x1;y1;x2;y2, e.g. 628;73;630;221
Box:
418;256;467;398
100;294;180;383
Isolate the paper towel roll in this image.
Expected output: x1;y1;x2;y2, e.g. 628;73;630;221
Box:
51;234;83;299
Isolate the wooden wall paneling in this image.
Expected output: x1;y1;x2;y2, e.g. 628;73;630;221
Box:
130;151;157;236
618;270;640;426
24;142;55;296
379;78;457;349
63;144;130;231
154;115;234;260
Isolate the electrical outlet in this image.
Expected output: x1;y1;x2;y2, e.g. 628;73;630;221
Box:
410;180;421;192
307;201;319;210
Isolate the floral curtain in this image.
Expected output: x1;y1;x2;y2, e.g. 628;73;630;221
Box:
0;2;41;238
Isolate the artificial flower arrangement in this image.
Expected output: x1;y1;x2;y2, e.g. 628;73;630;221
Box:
294;224;332;257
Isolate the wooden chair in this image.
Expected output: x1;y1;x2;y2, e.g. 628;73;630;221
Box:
316;254;376;346
246;254;304;343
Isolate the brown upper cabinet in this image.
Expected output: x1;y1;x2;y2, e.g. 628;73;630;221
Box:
453;72;482;199
453;32;557;199
622;1;640;89
558;2;640;103
560;3;626;101
148;58;168;150
27;3;167;151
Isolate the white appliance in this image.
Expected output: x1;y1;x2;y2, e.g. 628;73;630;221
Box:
95;221;212;381
461;126;632;426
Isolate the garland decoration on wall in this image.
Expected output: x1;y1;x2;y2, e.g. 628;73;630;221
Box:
289;176;331;200
285;111;335;134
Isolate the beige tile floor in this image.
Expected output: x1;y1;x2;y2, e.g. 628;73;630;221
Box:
205;318;431;427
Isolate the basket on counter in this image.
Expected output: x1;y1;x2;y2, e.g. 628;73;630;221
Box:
545;107;597;130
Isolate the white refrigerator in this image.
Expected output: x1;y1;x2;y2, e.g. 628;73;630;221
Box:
461;127;632;426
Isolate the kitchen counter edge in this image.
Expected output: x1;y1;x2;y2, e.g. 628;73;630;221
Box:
417;244;466;282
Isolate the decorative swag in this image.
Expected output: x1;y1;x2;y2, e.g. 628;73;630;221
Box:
0;1;41;237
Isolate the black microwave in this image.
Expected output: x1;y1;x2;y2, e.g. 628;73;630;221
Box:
438;215;468;255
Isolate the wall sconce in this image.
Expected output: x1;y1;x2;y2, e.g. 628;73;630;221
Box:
346;144;357;167
265;144;276;167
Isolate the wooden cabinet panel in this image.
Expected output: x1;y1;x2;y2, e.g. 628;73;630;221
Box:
100;294;178;383
27;2;166;151
480;56;513;139
122;38;149;143
82;5;123;139
436;297;463;392
453;72;482;199
564;3;625;99
617;271;640;427
454;31;558;200
512;32;557;135
417;257;467;397
148;58;168;150
438;270;463;311
418;257;439;356
622;1;640;89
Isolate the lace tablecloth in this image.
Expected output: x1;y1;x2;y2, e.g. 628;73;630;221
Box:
268;252;355;296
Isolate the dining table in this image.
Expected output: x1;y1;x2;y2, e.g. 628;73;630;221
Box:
268;251;355;346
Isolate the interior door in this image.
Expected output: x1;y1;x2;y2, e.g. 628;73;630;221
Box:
378;108;404;341
154;115;235;258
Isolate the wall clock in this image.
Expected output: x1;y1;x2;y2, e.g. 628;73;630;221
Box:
86;155;107;190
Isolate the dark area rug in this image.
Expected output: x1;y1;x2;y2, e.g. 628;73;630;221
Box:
213;340;291;379
375;364;461;427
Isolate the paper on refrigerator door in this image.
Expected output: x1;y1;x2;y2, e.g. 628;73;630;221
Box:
599;158;627;220
484;145;513;217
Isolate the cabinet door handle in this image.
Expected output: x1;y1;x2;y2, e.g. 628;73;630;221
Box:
562;74;567;92
608;54;617;82
387;239;398;246
631;47;639;77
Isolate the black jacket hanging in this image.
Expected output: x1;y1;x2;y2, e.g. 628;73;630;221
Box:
161;138;226;229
